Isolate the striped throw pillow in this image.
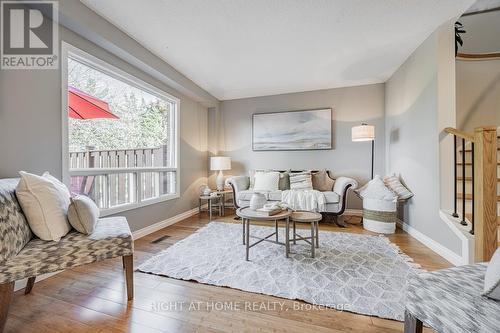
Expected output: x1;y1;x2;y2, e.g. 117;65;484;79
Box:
289;171;313;190
383;175;413;200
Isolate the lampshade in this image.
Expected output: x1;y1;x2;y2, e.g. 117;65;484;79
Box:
352;124;375;142
210;156;231;171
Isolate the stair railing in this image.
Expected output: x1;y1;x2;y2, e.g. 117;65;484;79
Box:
444;126;497;262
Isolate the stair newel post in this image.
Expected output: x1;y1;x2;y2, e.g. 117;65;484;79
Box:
461;138;467;226
452;136;459;218
473;126;498;262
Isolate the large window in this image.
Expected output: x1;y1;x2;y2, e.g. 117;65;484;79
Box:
62;43;179;215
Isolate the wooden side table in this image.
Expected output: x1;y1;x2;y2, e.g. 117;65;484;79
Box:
236;207;292;261
290;211;322;258
199;194;222;221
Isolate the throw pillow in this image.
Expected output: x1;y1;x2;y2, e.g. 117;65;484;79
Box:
312;170;335;191
483;247;500;301
356;175;397;201
68;195;99;235
289;171;313;190
16;171;71;241
383;174;413;200
253;172;280;191
278;171;290;190
249;169;271;189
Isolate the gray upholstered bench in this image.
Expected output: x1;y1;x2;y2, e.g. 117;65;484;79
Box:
405;264;500;333
0;178;134;332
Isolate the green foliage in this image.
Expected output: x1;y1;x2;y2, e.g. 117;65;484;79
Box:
68;59;170;152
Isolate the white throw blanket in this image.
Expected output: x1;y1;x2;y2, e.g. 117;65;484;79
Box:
282;189;326;212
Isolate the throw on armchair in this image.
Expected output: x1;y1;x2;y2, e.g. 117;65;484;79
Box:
227;170;357;219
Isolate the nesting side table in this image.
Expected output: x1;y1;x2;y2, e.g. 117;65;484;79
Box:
199;194;222;221
290;211;322;258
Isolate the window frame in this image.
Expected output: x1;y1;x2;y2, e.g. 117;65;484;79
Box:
61;42;180;216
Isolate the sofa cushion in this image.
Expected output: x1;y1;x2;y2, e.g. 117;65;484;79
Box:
323;191;340;204
0;216;133;284
0;179;33;262
268;190;283;201
238;190;262;201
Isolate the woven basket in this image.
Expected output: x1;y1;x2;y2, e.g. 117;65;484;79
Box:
362;198;398;234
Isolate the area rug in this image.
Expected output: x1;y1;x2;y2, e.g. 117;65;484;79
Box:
138;222;423;321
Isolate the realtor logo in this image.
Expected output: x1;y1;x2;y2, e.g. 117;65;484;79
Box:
1;0;58;69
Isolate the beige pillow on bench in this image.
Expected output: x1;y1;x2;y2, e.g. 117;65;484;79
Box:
16;171;71;241
68;195;99;235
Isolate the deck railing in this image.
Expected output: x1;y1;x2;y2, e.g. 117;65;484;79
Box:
69;145;175;210
444;126;498;261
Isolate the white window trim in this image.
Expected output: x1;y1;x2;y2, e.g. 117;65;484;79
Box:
61;42;180;216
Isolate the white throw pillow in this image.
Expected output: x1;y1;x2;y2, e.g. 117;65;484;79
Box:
68;195;99;235
16;171;71;241
357;175;397;201
253;172;280;191
483;248;500;301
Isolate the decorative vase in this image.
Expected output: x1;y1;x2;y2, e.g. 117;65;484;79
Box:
250;193;267;210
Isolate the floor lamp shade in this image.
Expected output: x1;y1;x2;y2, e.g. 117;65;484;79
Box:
352;124;375;142
210;156;231;190
352;124;375;179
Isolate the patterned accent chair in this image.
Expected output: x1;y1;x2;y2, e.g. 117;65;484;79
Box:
0;178;134;332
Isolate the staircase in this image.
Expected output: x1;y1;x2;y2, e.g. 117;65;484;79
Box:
446;126;498;262
457;130;500;247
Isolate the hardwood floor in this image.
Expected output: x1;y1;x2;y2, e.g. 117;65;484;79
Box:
5;211;451;333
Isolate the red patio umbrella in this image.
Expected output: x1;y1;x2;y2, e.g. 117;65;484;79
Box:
68;86;119;119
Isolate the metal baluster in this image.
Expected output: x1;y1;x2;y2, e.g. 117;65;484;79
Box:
452;136;459;218
470;142;475;234
461;138;467;226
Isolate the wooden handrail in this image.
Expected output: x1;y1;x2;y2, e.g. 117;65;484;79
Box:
444;127;475;142
457;52;500;61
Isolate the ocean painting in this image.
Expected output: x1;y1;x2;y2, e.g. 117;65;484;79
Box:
252;109;332;151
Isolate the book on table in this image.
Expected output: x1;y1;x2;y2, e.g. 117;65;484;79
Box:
256;207;283;216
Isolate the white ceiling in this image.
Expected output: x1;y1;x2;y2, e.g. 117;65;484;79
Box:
81;0;474;100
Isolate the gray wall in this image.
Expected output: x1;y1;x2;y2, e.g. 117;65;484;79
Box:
456;59;500;131
385;21;461;255
456;10;500;132
0;17;210;232
211;84;386;209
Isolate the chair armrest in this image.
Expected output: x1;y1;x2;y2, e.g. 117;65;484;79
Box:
227;176;250;209
333;177;358;195
227;176;250;193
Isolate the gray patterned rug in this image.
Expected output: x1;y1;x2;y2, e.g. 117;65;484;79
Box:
138;222;423;321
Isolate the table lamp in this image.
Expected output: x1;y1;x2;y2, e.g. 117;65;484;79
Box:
210;156;231;191
352;123;375;179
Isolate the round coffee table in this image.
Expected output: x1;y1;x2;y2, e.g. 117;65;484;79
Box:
236;207;292;261
290;211;322;258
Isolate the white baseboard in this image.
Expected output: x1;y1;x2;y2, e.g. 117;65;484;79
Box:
132;206;202;239
396;221;463;266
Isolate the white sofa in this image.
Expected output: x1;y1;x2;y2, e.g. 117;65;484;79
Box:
227;171;357;217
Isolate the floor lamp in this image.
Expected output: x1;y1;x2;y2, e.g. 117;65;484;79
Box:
352;123;375;179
